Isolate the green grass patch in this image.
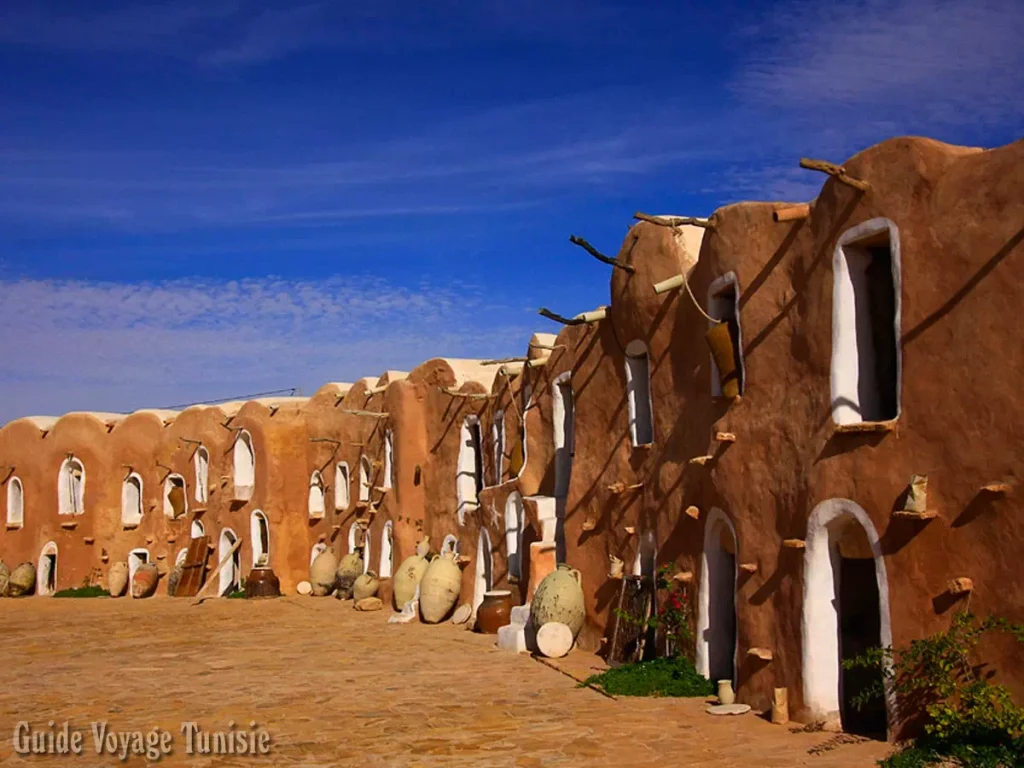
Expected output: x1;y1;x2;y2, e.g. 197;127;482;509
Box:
881;738;1024;767
53;585;108;598
226;589;247;599
581;656;715;698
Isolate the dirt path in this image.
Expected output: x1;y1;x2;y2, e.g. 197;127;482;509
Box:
0;597;891;766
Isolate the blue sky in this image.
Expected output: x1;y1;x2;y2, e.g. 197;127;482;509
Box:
1;0;1021;422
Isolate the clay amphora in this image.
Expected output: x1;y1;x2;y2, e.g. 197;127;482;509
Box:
352;570;380;601
0;561;10;596
419;552;462;623
310;550;339;596
717;680;736;706
706;322;740;398
335;553;364;599
531;563;585;637
245;566;281;598
393;554;429;608
131;563;159;598
107;561;129;597
475;590;514;634
8;562;36;597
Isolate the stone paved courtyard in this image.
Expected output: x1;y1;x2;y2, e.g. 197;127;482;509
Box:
0;597;891;766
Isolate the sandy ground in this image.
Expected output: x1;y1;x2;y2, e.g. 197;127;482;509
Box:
0;597;891;766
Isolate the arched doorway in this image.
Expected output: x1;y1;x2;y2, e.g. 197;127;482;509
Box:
504;492;524;583
233;431;255;501
6;476;24;528
696;509;738;685
347;523;370;573
218;529;241;596
308;471;325;519
456;417;483;525
163;474;187;519
128;548;150;597
250;510;270;567
121;473;143;527
552;372;575;498
37;541;58;595
472;529;493;620
803;499;891;737
379;521;394;579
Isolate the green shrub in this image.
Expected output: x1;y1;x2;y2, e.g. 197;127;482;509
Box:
843;611;1024;767
226;589;247;599
581;655;715;698
53;585;108;598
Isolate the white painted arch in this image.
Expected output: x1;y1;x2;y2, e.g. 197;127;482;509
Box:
334;462;350;510
121;473;144;527
7;476;24;528
456;416;483;525
696;508;739;685
504;491;524;582
57;456;85;516
347;522;370;574
379;520;394;579
625;340;654;446
441;534;460;556
831;218;902;426
232;430;255;501
707;272;746;397
193;446;209;503
37;541;58;595
802;498;893;729
190;519;205;539
308;470;326;519
552;372;574;498
358;456;372;503
218;528;241;596
250;510;270;567
128;548;150;596
163;473;187;519
472;528;493;620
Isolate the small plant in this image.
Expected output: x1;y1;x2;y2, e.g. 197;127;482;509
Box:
227;589;247;599
582;656;715;698
613;564;694;659
53;585;108;598
842;611;1024;767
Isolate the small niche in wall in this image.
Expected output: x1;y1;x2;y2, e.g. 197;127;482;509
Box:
625;341;654;446
163;474;187;519
707;273;745;398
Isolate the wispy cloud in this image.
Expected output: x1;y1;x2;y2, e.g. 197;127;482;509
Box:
0;276;536;422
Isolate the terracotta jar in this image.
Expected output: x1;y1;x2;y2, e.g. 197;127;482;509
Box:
245;566;281;599
0;561;10;597
393;554;428;608
475;590;514;634
107;561;129;597
419;552;462;623
310;550;338;596
717;680;736;706
335;553;364;599
531;563;585;637
352;570;379;601
131;563;159;599
8;562;36;597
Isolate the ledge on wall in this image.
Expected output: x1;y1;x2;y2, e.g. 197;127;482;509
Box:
833;420;897;434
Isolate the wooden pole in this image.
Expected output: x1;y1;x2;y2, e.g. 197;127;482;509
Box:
653;274;686;294
574;307;608;323
798;158;870;192
772;204;810;222
440;388;491;400
340;409;388;418
192;536;244;604
538;308;585;326
634;212;715;229
480;356;529;365
569;235;635;273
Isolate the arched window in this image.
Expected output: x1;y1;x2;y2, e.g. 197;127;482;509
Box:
347;522;370;574
233;430;255;501
193;446;209;504
472;528;493;619
383;430;394;490
334;462;350;511
625;341;654;446
121;473;144;527
218;528;241;596
190;519;205;539
832;219;901;426
250;510;270;566
358;456;372;503
492;412;505;485
308;470;326;519
57;456;85;516
163;474;187;519
379;520;394;579
310;542;328;565
708;273;746;398
456;416;483;525
6;476;24;528
552;372;575;498
505;492;524;582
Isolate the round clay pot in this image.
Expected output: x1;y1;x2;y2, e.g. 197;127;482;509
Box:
335;553;364;599
107;561;129;597
245;566;281;599
352;570;379;601
419;552;462;623
131;563;159;599
531;563;585;637
309;550;339;596
536;622;574;658
393;554;428;608
166;563;183;597
8;562;36;597
0;561;11;597
475;590;514;634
